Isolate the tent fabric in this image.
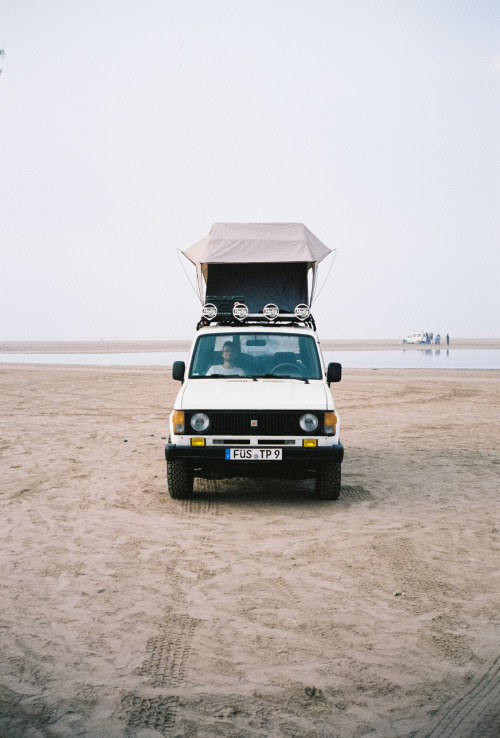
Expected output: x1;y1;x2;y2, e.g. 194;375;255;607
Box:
182;223;331;304
182;223;331;272
206;262;308;313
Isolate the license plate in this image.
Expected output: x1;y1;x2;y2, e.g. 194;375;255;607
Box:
225;448;282;461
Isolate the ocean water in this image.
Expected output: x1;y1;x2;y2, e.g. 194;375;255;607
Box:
1;349;499;370
0;352;189;366
323;349;500;370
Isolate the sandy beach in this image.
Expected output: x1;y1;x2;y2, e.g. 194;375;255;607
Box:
1;363;499;737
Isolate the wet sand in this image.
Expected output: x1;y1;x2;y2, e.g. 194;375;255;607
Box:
1;337;499;353
1;365;499;737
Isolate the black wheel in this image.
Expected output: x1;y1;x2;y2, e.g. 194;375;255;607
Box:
316;461;341;500
167;459;194;499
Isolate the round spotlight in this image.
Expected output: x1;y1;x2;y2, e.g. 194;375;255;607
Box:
263;303;279;320
294;304;310;320
190;412;210;432
299;413;319;432
202;303;217;320
233;302;249;321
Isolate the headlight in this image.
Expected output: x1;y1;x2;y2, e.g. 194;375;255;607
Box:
299;413;319;432
190;412;210;432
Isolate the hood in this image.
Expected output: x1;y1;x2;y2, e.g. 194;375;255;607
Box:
177;378;330;411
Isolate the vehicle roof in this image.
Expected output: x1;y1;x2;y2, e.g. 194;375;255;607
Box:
195;323;319;339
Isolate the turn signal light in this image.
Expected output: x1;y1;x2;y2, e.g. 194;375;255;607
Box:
172;410;185;434
191;437;206;447
324;412;337;435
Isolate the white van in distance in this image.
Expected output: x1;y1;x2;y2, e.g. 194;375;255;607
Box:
402;332;427;344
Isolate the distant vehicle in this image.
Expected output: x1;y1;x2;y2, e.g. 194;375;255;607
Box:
402;332;427;344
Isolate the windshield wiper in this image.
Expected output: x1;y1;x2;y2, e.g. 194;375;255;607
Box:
204;374;244;379
248;373;281;379
248;374;310;383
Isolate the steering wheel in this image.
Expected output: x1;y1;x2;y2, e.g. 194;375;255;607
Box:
270;363;303;378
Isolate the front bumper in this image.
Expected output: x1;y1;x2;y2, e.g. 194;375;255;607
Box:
165;442;343;480
165;443;344;463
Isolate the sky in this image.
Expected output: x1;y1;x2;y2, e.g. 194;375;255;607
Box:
1;0;499;340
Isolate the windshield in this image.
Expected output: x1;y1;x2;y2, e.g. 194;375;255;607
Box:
189;332;323;379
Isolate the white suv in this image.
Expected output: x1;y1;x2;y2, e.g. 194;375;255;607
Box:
402;332;427;344
166;323;343;500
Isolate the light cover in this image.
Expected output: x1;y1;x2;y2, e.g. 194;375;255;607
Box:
190;412;210;432
299;413;319;432
294;304;310;320
172;410;185;434
233;303;249;321
263;303;279;320
202;303;217;320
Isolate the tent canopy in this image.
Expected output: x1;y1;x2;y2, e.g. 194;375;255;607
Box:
182;223;331;309
183;222;330;271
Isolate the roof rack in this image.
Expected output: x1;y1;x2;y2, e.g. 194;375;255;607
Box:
196;316;317;331
196;296;316;331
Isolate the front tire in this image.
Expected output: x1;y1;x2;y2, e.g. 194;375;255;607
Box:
167;459;193;499
316;461;341;500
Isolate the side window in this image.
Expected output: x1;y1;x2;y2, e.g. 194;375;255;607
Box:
298;337;322;378
190;337;215;376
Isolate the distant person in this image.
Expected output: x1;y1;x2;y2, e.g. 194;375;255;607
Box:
446;333;450;346
206;341;245;376
430;332;434;343
435;333;441;345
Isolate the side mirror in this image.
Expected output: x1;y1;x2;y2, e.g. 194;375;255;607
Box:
327;362;342;384
172;361;185;382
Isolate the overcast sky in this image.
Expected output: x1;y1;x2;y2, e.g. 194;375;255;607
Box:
1;0;499;340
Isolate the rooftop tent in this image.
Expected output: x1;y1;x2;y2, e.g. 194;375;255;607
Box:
181;223;331;313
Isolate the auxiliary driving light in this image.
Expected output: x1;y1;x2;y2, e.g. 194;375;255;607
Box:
233;302;249;321
202;303;218;320
191;437;206;447
294;304;310;320
263;303;279;320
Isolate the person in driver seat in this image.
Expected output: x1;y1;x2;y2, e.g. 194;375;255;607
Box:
206;341;246;376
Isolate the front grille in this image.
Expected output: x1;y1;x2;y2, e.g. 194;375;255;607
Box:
186;411;320;436
213;439;251;445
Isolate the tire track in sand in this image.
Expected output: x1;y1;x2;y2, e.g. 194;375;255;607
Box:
415;653;500;738
122;612;200;735
139;613;200;687
121;694;179;735
373;535;500;736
